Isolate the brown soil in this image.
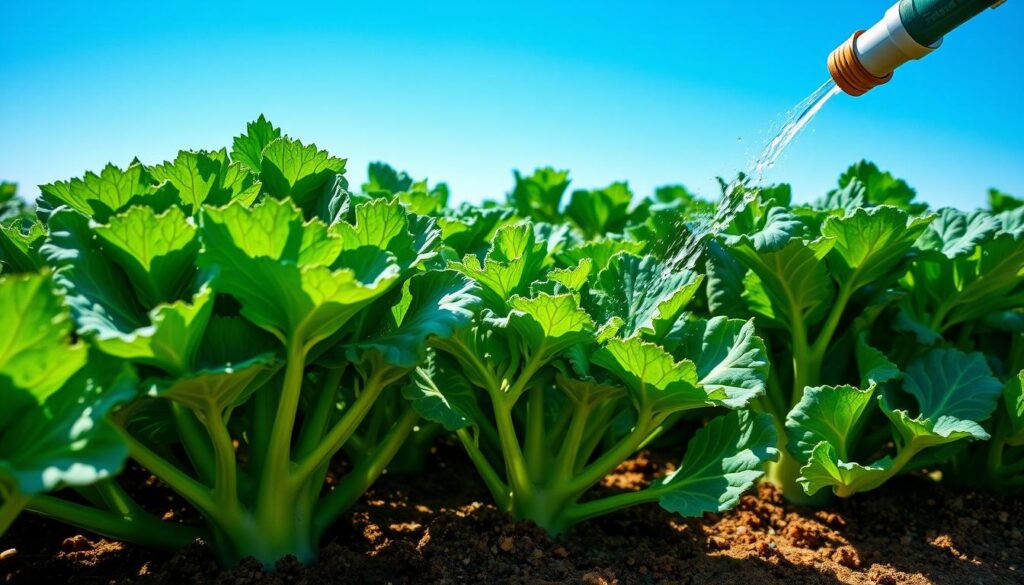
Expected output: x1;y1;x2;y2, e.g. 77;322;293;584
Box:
1;444;1021;585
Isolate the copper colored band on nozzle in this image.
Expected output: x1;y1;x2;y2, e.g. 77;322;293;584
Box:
828;30;893;97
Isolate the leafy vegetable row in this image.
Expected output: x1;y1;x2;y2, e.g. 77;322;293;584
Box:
1;118;1021;569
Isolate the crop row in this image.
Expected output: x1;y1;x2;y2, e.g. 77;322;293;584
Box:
0;117;1021;567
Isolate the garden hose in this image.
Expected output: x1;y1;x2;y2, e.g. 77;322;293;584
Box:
828;0;1005;96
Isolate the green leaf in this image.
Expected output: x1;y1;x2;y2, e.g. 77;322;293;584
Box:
438;205;514;257
546;258;592;291
798;442;893;497
260;137;347;212
199;198;400;344
0;353;136;496
664;317;768;408
92;205;199;307
347;270;481;369
507;293;596;360
813;178;866;212
0;219;46;274
704;240;748;317
94;287;214;376
557;238;645;272
362;162;413;194
402;352;484;431
592;337;721;414
508;167;570;224
39;162;171;222
554;373;625;407
898;348;1002;440
0;273;88;425
149;354;278;414
915;208;998;258
451;222;549;310
854;333;900;387
41;208;148;336
837;160;921;211
989;188;1023;213
588;253;703;340
148;149;260;211
1003;370;1024;445
822;206;932;291
565;182;632;238
196;315;281;368
231;115;282;173
398;184;449;216
729;237;836;331
785;384;876;462
728;206;803;253
655;411;778;516
332;196;438;272
362;163;452;216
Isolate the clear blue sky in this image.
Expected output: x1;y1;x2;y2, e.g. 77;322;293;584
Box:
2;1;1021;209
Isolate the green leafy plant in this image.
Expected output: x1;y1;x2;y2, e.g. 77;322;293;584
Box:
0;273;166;541
6;118;482;566
407;221;777;534
708;163;1021;501
887;203;1024;492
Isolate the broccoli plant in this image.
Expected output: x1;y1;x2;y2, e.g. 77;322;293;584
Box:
406;221;777;534
15;118;481;566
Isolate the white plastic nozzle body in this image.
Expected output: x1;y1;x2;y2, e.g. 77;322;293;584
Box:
854;2;941;78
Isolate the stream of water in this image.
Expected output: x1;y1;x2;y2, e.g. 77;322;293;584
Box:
661;79;843;273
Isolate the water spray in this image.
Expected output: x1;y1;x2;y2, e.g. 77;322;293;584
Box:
828;0;1006;96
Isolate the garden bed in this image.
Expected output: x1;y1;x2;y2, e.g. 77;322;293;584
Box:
2;443;1020;585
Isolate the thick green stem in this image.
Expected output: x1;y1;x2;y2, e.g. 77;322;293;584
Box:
313;406;420;538
204;408;240;513
0;491;27;535
291;372;389;485
26;495;204;550
524;385;547;480
492;397;532;500
789;310;813;408
766;448;832;507
249;376;279;474
552;402;592;485
563;486;661;527
506;349;546;404
987;415;1008;480
545;405;575;452
432;338;500;396
258;340;307;512
565;412;655;496
574;403;618;474
93;480;145;517
119;428;217;517
764;418;834;506
172;403;216;486
456;428;510;510
295;367;344;459
1000;455;1024;475
809;282;854;366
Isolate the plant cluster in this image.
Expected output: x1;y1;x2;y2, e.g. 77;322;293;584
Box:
0;118;1021;568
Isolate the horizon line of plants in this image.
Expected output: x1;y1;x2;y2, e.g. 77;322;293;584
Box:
0;116;1021;568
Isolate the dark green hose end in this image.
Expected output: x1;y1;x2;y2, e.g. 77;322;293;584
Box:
898;0;1000;46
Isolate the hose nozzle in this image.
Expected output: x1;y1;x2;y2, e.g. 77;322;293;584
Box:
828;31;893;97
828;2;941;97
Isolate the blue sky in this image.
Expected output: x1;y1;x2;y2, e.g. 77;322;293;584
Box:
1;1;1021;209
